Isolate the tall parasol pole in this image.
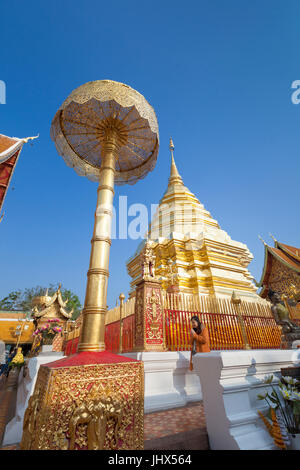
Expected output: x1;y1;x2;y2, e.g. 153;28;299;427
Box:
50;80;159;354
79;132;118;352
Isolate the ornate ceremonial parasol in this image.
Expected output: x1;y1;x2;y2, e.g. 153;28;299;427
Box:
50;80;159;185
50;80;159;352
20;80;158;451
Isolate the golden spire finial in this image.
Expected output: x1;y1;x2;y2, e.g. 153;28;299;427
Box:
269;233;277;244
168;137;183;185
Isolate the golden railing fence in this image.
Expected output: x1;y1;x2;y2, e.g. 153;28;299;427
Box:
63;292;283;354
163;293;282;351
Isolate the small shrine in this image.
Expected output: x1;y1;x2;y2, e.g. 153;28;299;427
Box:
31;284;74;326
31;284;74;352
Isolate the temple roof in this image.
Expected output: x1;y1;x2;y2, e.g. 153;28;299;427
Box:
0;134;37;218
0;135;21;216
275;242;300;262
32;286;73;320
0;135;18;154
258;239;300;294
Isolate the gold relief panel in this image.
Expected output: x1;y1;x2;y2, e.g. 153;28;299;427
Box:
269;258;300;297
20;361;144;450
145;286;163;346
134;286;144;348
144;284;164;351
133;280;165;352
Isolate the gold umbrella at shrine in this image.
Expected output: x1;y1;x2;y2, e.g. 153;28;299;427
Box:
20;80;158;451
51;80;159;185
50;80;159;352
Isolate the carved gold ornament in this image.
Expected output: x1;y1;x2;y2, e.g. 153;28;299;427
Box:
20;388;41;450
20;361;144;450
50;80;159;186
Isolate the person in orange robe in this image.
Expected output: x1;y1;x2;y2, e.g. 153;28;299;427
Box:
189;315;210;371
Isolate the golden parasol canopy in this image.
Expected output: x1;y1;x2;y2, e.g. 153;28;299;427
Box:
50;80;159;185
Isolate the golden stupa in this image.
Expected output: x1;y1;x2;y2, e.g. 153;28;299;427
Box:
127;139;262;304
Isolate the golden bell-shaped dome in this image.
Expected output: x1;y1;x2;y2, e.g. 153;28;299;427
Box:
32;289;52;308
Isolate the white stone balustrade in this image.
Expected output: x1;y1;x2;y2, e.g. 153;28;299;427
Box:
193;349;300;450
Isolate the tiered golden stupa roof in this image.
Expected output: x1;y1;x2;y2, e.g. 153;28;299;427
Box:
147;138;221;239
127;139;260;302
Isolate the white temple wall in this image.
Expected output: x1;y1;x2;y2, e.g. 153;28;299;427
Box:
123;351;202;413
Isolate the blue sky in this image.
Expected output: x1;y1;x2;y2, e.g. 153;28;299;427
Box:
0;0;299;308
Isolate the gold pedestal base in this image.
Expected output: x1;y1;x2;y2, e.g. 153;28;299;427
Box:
20;353;144;450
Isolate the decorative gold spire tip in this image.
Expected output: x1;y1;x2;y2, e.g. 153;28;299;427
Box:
168;137;183;185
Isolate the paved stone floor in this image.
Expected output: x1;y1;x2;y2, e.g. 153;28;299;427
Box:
1;401;209;450
144;401;209;450
0;372;19;448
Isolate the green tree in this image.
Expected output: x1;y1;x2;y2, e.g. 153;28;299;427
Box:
0;284;82;320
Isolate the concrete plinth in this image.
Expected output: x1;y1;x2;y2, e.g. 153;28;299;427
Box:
193;349;300;450
123;351;202;413
3;351;64;446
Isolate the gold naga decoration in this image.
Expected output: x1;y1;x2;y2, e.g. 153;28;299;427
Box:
21;80;159;450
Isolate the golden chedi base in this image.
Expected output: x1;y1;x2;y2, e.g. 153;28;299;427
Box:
20;351;144;450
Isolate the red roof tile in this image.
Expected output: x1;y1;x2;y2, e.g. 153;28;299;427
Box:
270;247;300;272
0;135;23;214
277;242;300;262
